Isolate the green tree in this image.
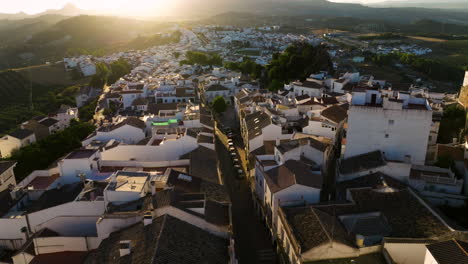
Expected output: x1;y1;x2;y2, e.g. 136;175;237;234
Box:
90;62;110;88
265;42;334;88
268;79;283;91
438;104;466;143
212;96;227;113
108;58;131;84
7;121;95;180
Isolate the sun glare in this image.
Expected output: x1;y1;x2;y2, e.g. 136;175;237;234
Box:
76;0;171;16
2;0;173;16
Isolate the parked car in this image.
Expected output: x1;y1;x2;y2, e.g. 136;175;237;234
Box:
237;169;245;179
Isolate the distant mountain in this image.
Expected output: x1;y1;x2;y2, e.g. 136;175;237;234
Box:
369;0;468;10
0;12;30;20
35;3;99;17
170;0;468;24
0;3;98;20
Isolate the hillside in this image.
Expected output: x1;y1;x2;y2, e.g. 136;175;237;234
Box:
180;0;468;24
0;15;172;70
0;68;87;135
0;15;67;46
370;0;468;11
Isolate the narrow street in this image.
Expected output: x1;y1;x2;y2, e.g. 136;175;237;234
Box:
216;138;277;264
215;106;278;264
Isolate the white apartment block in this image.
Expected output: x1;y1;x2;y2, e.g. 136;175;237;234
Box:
345;89;432;165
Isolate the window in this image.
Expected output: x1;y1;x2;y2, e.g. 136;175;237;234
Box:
385;134;389;138
388;120;394;125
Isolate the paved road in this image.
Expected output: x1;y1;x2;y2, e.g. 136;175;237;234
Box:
216;135;277;264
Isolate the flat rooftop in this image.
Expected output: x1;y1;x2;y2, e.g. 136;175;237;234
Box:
27;174;60;190
108;171;150;192
65;149;97;159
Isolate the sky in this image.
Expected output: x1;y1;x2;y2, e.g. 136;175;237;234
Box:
0;0;170;15
0;0;394;15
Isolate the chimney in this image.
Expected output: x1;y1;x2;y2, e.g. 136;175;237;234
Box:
143;212;153;226
276;138;280;146
119;241;131;257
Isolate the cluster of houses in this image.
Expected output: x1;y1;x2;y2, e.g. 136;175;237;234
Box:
0;105;78;158
0;28;244;264
2;22;468;263
192;26;322;65
233;69;468;263
0;100;236;263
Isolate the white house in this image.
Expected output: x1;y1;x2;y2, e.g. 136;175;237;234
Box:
240;111;291;153
0;129;36;158
290;79;324;98
203;84;231;104
50;105;79;130
58;149;100;184
303;103;348;139
261;160;322;232
120;90;144;109
104;171;150;205
79;60;97;77
82;117;147;146
345;89;432;165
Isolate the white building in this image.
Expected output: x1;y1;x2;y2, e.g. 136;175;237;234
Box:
0;129;36;158
260;160;322;230
58;149;100;184
240;111;291;154
79;60;97;77
289;79;324;98
345;89;432;165
303;103;348;139
104;171;150;205
82;117;147;146
50;105;79;130
203;84;231;104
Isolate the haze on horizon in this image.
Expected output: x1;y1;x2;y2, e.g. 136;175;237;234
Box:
0;0;402;16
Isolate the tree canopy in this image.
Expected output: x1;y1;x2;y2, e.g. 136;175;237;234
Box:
6;120;95;180
212;96;227;113
265;42;334;90
180;51;223;66
368;52;465;84
437;104;466;144
108;58;132;84
224;57;263;79
90;62;110;88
